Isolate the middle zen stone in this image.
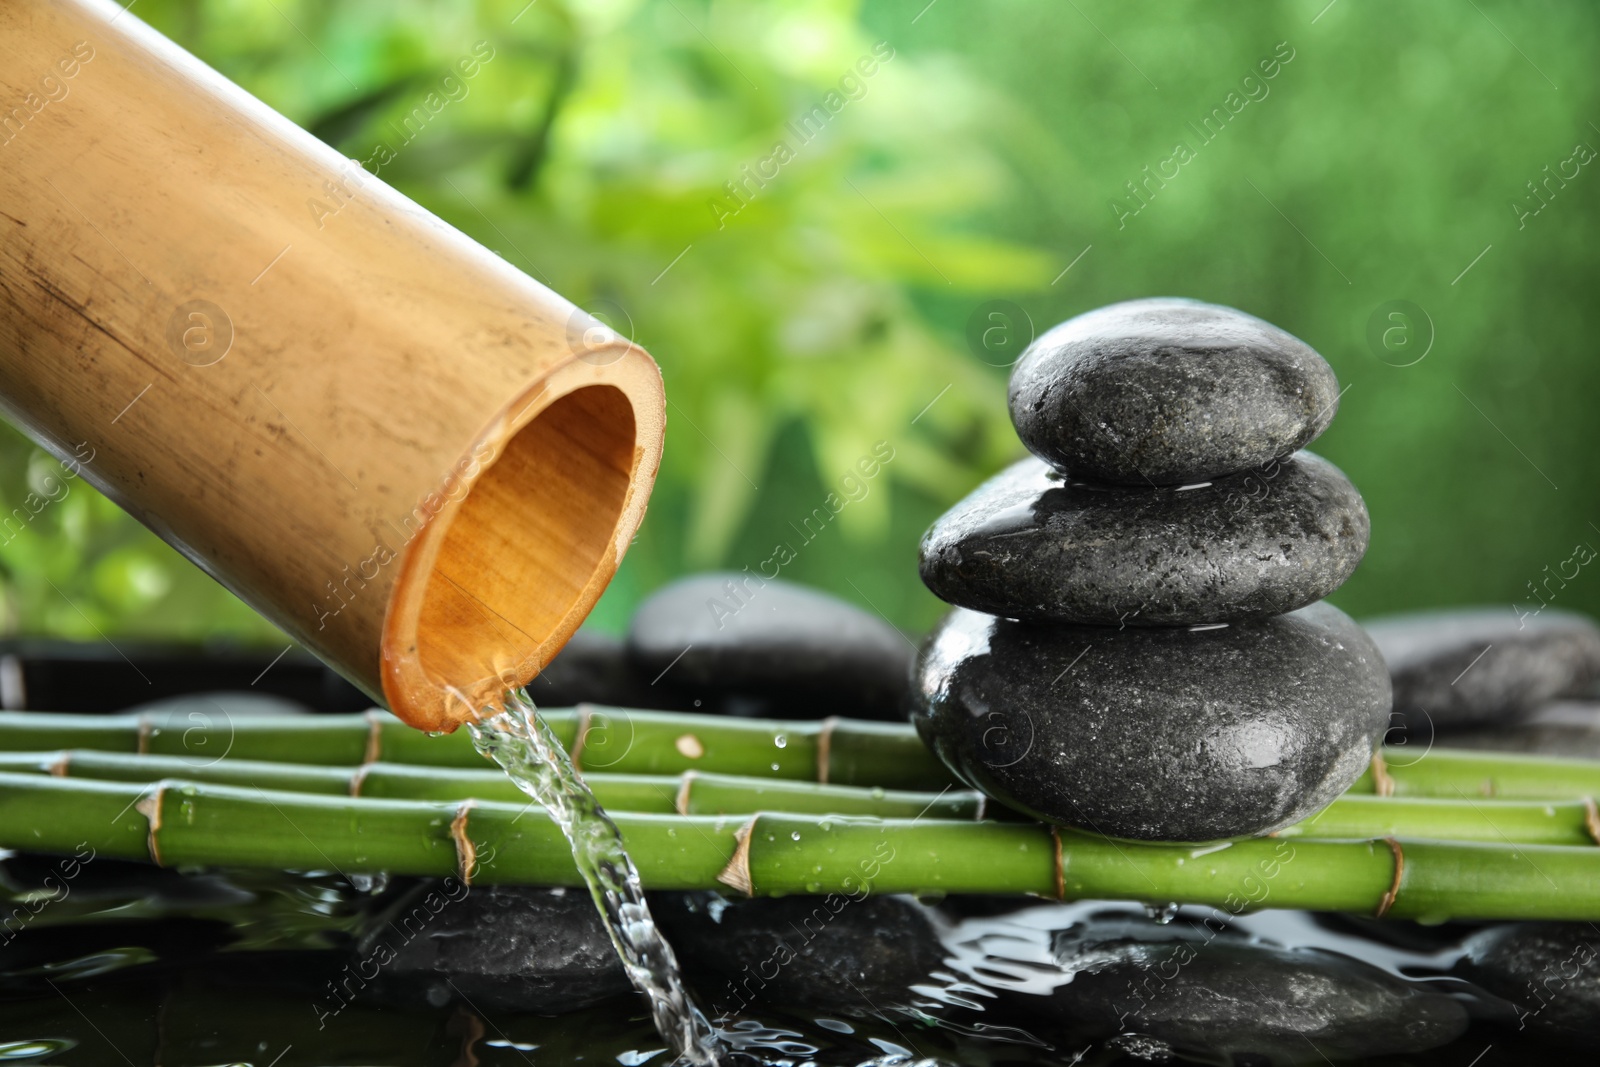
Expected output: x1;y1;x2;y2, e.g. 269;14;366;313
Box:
919;450;1368;626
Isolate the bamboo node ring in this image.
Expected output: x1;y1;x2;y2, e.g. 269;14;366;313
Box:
674;771;698;816
817;717;840;785
135;782;167;866
1583;797;1600;847
1375;837;1405;918
451;799;478;885
716;816;757;896
349;763;373;798
1369;750;1394;797
363;709;384;764
48;752;70;778
569;704;594;772
136;713;153;756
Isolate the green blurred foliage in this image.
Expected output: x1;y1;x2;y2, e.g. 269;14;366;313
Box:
5;0;1599;641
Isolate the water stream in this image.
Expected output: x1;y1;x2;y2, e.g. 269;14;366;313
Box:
467;687;722;1066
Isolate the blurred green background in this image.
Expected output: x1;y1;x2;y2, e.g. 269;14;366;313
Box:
5;0;1597;643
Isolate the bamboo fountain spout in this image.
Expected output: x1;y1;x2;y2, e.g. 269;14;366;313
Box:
0;0;666;730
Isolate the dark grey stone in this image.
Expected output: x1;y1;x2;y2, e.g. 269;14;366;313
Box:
1008;298;1340;485
1032;917;1468;1061
910;602;1391;841
627;573;913;720
530;628;692;710
918;451;1368;627
650;891;944;1018
1460;922;1600;1048
1443;701;1600;758
1365;607;1600;730
357;882;629;1013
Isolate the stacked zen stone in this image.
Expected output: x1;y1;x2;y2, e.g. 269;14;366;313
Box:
911;298;1392;842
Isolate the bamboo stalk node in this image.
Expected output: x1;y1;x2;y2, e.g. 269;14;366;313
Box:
675;771;698;816
1370;750;1394;797
716;816;757;896
136;714;154;756
570;705;594;771
451;800;478;885
817;716;839;784
48;752;70;778
1375;836;1404;917
1583;798;1600;847
363;709;385;765
349;764;372;798
135;782;166;866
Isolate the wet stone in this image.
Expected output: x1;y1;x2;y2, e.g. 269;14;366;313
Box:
1365;607;1600;731
918;451;1368;626
627;573;913;720
1031;917;1469;1062
1008;298;1340;486
1459;922;1600;1049
357;882;629;1014
650;892;945;1018
1440;700;1600;758
531;628;692;710
910;602;1391;841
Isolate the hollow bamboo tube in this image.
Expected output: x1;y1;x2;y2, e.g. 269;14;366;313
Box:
0;0;664;731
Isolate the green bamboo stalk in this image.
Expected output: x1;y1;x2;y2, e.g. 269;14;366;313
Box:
0;751;985;819
1281;793;1600;847
8;745;1600;844
0;709;473;766
0;771;734;889
1349;747;1600;800
15;707;1600;802
5;771;1600;919
0;708;956;789
0;750;358;793
6;750;1597;843
721;813;1600;921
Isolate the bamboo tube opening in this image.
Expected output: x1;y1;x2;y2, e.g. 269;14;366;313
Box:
381;355;663;734
417;384;635;690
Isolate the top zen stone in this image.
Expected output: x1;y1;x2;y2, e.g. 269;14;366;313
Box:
1009;298;1340;485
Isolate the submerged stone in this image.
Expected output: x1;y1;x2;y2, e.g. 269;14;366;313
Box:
1008;298;1340;485
1365;607;1600;731
650;892;945;1018
1032;917;1468;1062
627;573;913;720
918;451;1368;626
1460;922;1600;1048
910;602;1391;841
357;882;629;1013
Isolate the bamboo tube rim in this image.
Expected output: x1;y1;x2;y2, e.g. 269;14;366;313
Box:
380;346;664;732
